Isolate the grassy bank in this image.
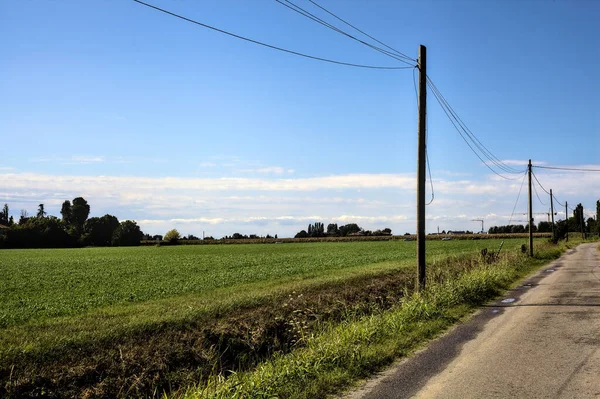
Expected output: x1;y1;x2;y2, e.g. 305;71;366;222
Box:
181;239;583;399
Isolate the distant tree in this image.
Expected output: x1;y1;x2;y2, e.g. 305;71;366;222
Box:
596;200;600;235
164;229;181;244
0;204;9;225
60;200;72;225
152;234;163;241
537;221;552;233
84;214;120;246
295;230;309;238
71;197;90;233
339;223;361;236
19;209;29;225
8;216;14;226
37;204;46;218
112;220;143;246
586;218;596;234
572;203;584;232
1;216;75;248
326;223;338;236
231;233;247;239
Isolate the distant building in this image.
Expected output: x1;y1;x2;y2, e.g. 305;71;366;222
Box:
0;224;9;233
447;230;466;235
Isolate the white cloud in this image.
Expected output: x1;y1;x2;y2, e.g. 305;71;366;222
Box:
498;159;547;166
0;172;415;192
1;167;597;238
30;155;106;164
238;166;295;175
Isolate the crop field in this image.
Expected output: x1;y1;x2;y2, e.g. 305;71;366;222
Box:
2;237;563;398
1;239;524;328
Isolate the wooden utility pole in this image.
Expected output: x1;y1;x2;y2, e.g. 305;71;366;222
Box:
528;159;533;256
417;45;427;291
565;201;568;242
550;189;555;241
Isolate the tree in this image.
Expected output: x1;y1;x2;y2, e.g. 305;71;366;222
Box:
327;223;338;236
112;220;143;246
537;221;552;233
596;200;600;235
0;204;9;225
71;197;90;233
164;229;181;244
84;214;120;246
37;204;46;218
573;203;584;232
19;209;29;225
339;223;361;236
295;230;309;238
586;217;596;234
61;200;72;225
1;216;76;248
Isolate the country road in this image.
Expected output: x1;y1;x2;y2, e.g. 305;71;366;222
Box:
344;242;600;399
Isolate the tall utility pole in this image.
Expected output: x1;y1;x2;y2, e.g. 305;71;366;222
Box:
565;201;568;242
550;189;555;241
416;45;427;291
528;159;533;256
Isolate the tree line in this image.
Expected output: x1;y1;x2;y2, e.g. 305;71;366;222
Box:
488;202;600;237
0;198;144;249
294;222;391;238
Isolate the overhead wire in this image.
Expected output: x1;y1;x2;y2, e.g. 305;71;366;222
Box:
531;170;551;195
508;171;528;225
413;66;434;205
426;77;523;175
426;79;524;180
275;0;415;66
496;170;527;257
133;0;413;70
306;0;416;62
533;165;600;172
531;177;547;206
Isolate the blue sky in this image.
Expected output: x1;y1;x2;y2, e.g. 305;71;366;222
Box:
1;0;599;237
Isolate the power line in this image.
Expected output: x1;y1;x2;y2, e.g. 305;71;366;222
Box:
275;0;415;66
425;150;434;205
426;77;523;175
533;165;600;172
531;170;551;195
552;193;565;208
427;79;524;180
507;171;528;225
306;0;416;62
133;0;413;70
532;177;547;206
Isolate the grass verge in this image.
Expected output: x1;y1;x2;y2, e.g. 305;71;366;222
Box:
180;240;582;399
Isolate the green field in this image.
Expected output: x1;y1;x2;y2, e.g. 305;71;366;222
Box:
3;237;559;398
0;239;523;328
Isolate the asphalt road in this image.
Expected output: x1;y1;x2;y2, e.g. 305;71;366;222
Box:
344;242;600;399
